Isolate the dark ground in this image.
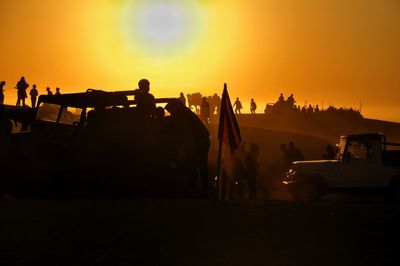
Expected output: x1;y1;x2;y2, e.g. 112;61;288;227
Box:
1;198;400;266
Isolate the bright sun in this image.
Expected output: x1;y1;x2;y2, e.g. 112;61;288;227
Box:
120;0;204;57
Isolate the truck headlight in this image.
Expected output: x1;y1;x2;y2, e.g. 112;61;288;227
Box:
285;168;297;179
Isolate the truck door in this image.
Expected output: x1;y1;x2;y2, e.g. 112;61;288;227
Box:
339;139;379;188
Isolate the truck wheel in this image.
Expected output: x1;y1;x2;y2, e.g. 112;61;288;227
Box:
293;183;321;202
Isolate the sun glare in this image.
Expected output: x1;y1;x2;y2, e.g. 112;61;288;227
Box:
120;0;204;57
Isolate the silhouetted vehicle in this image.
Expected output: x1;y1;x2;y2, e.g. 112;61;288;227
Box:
0;89;207;198
283;133;400;202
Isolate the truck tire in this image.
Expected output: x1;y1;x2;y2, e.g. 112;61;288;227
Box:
293;183;322;202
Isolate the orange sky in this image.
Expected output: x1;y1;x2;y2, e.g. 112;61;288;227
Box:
0;0;399;121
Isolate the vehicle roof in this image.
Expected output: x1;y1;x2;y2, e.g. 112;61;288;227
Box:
38;89;177;108
340;133;383;139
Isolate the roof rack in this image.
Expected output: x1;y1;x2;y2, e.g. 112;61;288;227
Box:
37;89;177;109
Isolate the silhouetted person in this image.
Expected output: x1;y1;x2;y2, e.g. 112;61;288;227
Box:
287;141;304;164
179;92;186;106
211;93;221;114
287;94;295;108
323;144;336;160
278;93;284;103
200;97;210;125
280;143;291;172
55;87;61;95
307;104;313;113
301;106;306;112
315;104;320;112
0;105;12;136
46;87;53;95
165;99;210;198
155;106;165;119
16;76;29;106
134;79;156;117
244;143;259;200
250;99;257;114
0;81;5;104
233;97;243;114
29;84;38;108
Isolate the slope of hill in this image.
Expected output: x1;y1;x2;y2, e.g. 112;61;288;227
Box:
211;112;400;143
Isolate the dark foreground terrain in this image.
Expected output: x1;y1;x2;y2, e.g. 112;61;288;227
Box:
1;198;400;266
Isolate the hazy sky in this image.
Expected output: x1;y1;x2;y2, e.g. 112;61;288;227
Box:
1;0;399;121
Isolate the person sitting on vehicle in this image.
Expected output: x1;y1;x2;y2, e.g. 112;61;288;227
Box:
134;79;156;118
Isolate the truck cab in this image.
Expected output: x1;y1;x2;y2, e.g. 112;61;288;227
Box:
283;133;400;201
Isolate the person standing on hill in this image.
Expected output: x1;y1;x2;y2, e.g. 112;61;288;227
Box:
29;84;39;108
0;81;5;104
179;92;186;106
250;99;257;114
244;143;259;200
200;97;210;126
233;97;243;114
15;76;29;106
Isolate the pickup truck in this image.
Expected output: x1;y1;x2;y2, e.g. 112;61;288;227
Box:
283;133;400;202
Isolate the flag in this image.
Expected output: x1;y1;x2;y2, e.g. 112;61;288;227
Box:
218;83;242;153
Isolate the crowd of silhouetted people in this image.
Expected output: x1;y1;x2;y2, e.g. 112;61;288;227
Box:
0;76;61;108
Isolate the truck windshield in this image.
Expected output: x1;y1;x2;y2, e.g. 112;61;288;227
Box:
346;140;373;160
37;103;82;125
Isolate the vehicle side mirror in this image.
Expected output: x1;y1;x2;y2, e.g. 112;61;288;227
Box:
342;152;351;162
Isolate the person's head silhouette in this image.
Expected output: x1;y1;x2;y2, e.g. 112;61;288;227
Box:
138;79;150;93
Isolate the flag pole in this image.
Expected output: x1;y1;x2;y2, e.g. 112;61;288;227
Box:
216;132;223;200
216;83;227;200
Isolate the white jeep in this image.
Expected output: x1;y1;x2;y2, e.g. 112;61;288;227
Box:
283;133;400;202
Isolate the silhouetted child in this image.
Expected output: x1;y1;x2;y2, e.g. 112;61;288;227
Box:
55;87;61;95
250;99;257;114
30;84;38;108
46;87;53;95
